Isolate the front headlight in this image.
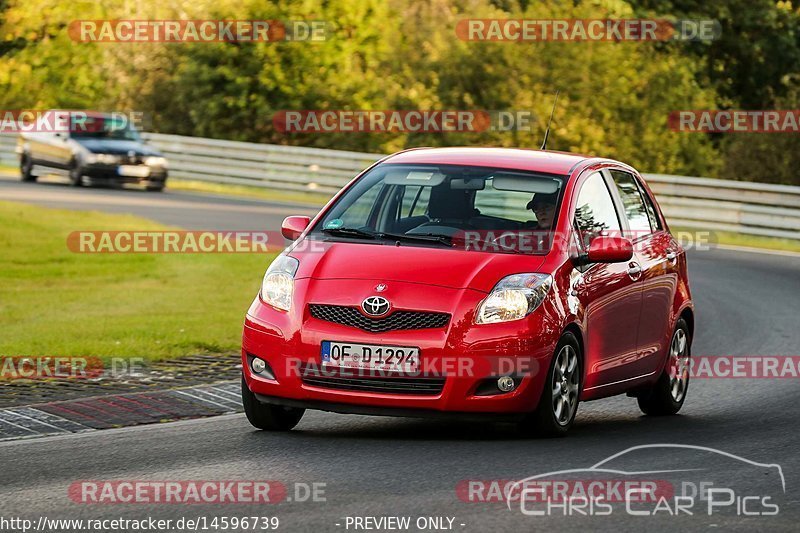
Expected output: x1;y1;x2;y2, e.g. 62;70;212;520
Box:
144;156;168;168
96;154;119;165
260;255;299;311
476;273;553;324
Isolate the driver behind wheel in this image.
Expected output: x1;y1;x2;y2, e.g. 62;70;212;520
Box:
526;192;558;230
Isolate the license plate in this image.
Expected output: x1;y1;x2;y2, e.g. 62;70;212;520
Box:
118;165;150;178
321;341;420;372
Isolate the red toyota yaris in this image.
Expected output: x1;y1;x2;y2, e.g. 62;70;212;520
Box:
241;148;694;436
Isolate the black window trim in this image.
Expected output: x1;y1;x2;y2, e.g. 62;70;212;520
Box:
571;169;628;272
603;168;667;244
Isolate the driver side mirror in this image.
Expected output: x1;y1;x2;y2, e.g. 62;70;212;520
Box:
281;216;311;240
575;235;633;266
587;235;633;263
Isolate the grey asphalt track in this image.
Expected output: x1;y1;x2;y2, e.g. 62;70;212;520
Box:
1;176;799;532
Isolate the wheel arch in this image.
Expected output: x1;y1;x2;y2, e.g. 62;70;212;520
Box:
562;322;586;388
678;306;694;342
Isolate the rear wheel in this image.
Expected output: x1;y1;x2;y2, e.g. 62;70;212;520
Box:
637;318;691;416
146;185;164;192
521;332;581;437
20;154;36;182
241;376;304;431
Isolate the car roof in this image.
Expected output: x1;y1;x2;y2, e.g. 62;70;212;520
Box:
382;147;596;176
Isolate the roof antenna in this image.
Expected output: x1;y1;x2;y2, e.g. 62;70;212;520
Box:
540;90;560;151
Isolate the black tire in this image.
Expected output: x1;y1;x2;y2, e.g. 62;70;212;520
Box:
68;160;84;187
520;332;582;437
20;154;36;182
637;318;691;416
241;376;304;431
146;185;164;192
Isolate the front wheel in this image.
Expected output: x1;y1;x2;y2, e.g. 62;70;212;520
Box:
241;376;305;431
520;332;582;437
20;154;36;182
68;160;84;187
637;318;691;416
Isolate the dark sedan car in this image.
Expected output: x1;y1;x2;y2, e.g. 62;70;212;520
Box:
16;111;168;191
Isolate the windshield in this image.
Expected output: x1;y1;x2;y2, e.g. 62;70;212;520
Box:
312;163;566;254
70;116;141;141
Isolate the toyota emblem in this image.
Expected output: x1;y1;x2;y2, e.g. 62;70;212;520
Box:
361;296;391;317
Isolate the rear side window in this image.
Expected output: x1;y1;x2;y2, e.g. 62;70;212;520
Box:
610;170;653;235
574;172;621;247
639;182;663;232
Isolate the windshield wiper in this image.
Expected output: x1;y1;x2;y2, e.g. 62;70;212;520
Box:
376;231;452;246
320;227;452;247
320;227;378;240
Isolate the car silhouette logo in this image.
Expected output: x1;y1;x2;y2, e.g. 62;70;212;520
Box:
362;296;391;316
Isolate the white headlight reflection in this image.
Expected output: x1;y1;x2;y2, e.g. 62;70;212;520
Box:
476;273;553;324
260;254;300;311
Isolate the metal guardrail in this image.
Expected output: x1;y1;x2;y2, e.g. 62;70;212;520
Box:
3;131;799;240
143;132;381;195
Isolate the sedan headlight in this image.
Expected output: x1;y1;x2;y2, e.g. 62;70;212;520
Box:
144;156;168;168
476;273;553;324
95;154;120;165
260;255;299;311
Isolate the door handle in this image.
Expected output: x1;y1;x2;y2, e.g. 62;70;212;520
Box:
627;262;642;280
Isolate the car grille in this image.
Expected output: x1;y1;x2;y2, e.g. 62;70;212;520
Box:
299;364;445;395
308;304;450;333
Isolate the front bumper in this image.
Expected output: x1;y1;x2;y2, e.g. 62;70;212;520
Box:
84;163;167;185
242;279;561;416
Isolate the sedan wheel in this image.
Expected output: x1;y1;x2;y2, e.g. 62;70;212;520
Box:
68;160;84;187
20;154;36;182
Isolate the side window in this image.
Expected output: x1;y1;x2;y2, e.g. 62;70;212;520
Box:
638;181;663;232
610;170;652;236
574;172;622;248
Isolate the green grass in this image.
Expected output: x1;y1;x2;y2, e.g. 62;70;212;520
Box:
0;201;276;361
167;178;330;206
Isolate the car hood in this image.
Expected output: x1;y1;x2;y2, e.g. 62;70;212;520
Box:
291;240;547;292
74;138;160;156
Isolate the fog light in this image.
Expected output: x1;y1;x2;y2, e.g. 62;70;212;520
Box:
497;376;516;392
251;357;267;374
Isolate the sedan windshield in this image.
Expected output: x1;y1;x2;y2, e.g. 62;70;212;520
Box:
312;163;566;254
70;116;141;141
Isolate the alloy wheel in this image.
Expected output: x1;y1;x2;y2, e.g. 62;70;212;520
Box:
552;345;579;426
